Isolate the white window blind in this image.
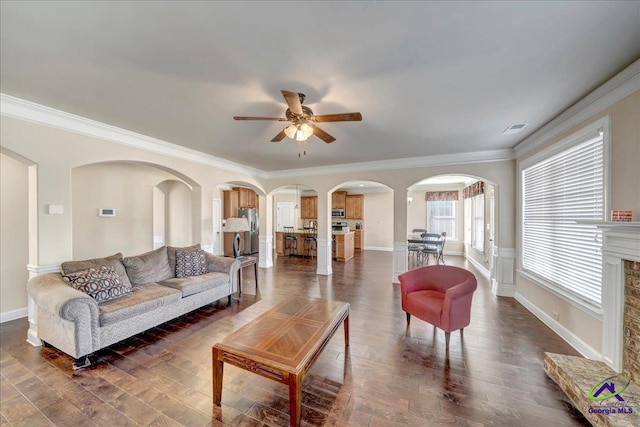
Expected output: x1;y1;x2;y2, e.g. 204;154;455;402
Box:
522;134;605;308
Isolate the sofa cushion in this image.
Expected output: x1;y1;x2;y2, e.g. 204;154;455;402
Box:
98;283;181;326
62;266;131;303
159;271;229;297
175;250;207;278
167;244;201;277
123;246;172;286
61;253;132;288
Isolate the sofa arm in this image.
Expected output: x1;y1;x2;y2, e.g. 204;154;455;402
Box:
204;253;241;292
27;273;101;352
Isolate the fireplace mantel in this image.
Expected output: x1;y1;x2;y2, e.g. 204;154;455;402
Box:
594;222;640;372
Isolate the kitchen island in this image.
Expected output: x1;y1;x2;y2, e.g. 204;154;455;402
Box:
275;231;355;262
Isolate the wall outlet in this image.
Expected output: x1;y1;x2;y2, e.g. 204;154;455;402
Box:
552;311;559;321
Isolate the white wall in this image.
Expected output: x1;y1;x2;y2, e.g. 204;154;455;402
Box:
0;152;29;317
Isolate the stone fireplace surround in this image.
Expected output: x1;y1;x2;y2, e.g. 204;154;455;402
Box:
545;223;640;427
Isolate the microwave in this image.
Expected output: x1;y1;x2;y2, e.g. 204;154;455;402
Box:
332;209;345;218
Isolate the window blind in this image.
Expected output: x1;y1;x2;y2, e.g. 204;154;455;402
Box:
522;134;604;307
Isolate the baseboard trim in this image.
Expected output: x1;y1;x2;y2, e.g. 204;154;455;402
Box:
514;291;601;361
466;255;491;279
363;246;393;252
0;307;28;323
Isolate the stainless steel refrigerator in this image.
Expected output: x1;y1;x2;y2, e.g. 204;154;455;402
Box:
238;207;259;255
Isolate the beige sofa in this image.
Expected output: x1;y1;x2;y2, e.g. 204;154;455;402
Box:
27;245;240;368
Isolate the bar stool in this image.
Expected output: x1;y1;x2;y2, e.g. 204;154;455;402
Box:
303;228;317;259
283;227;298;257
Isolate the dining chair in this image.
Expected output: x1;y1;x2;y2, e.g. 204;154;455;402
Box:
420;233;443;264
408;229;428;264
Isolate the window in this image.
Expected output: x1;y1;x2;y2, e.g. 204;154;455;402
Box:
473;194;484;251
428;200;456;239
521;118;607;310
464;198;471;244
463;194;484;250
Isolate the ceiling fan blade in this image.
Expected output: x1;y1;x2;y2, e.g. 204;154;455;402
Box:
234;116;287;121
310;124;336;143
312;112;362;122
281;90;303;115
271;129;287;142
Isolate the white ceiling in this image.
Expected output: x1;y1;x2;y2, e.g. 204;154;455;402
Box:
1;1;639;172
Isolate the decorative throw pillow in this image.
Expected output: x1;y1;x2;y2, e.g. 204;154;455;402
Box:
175;250;207;278
62;266;131;303
123;246;172;285
167;244;201;277
61;253;132;288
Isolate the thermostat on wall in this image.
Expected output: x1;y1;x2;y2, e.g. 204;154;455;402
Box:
99;208;116;217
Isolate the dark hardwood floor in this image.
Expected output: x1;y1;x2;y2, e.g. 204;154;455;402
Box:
0;252;590;426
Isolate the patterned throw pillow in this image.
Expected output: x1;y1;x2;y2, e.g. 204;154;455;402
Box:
175;250;207;278
62;266;131;303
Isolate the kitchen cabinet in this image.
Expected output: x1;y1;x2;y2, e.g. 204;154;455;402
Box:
223;232;245;257
224;188;258;219
346;194;364;219
354;230;364;251
236;187;258;209
223;190;240;219
334;232;354;261
300;196;317;219
275;232;285;256
332;191;347;209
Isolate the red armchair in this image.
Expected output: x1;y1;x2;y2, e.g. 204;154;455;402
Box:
399;265;477;347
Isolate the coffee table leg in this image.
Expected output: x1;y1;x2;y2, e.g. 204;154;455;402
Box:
344;314;349;346
289;374;302;427
212;347;224;406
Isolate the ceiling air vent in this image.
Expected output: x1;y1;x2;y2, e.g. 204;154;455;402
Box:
503;123;530;135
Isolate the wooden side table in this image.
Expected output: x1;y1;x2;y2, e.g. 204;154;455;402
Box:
236;256;258;295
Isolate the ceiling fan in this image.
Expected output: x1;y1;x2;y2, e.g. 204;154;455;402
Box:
234;90;362;147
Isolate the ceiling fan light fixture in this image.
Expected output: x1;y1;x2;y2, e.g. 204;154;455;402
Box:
300;123;313;138
295;128;307;142
284;124;297;139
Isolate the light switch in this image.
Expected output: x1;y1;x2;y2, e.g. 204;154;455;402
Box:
48;204;64;215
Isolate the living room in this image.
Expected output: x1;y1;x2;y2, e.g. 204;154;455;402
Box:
1;2;639;426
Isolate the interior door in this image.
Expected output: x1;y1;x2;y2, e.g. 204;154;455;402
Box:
212;198;222;255
276;202;295;232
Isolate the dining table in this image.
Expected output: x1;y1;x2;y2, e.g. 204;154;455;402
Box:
407;233;445;265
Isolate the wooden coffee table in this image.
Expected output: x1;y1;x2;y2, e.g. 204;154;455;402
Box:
212;296;349;427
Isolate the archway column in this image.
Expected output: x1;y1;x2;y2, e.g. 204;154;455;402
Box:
258;194;273;268
392;187;408;283
316;191;332;275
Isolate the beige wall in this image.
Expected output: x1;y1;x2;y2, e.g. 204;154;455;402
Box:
72;163;181;259
0;152;29;315
362;192;394;249
515;91;640;354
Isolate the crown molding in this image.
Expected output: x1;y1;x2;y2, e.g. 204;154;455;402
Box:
267;149;515;179
0;94;267;179
1;93;514;180
514;58;640;158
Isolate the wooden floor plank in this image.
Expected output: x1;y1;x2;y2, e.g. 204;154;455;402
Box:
0;253;591;426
